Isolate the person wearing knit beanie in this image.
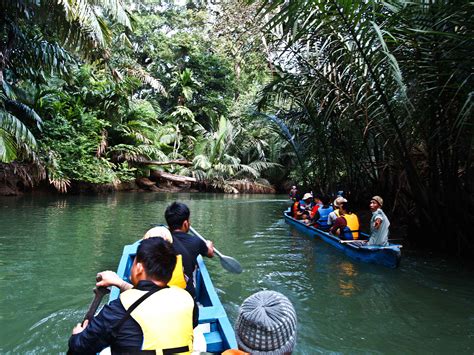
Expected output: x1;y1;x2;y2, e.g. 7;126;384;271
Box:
225;290;297;355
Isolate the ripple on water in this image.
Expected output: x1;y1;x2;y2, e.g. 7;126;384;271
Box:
13;308;83;353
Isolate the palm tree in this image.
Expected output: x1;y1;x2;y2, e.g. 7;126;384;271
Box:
193;116;276;192
0;0;131;162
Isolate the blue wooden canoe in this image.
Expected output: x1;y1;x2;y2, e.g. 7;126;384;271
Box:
284;210;402;268
108;240;237;352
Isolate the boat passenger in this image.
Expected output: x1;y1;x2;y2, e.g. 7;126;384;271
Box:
145;224;198;298
165;202;215;294
327;196;347;226
329;201;360;240
96;226;202;345
290;193;303;219
300;193;314;220
96;226;188;293
143;226;188;288
367;195;390;246
222;290;297;355
309;195;333;230
68;238;196;354
309;195;322;219
288;185;298;199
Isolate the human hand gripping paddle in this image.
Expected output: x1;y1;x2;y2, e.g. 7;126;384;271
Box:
83;275;111;322
67;276;110;354
189;226;243;274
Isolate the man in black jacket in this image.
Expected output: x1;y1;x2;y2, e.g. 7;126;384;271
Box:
68;238;197;354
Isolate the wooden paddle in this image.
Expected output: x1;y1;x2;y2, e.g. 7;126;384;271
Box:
189;226;243;274
83;276;110;324
67;277;110;354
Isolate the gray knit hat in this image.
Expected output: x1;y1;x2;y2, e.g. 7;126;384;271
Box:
235;291;297;354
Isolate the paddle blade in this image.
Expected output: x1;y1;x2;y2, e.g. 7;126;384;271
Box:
220;255;242;274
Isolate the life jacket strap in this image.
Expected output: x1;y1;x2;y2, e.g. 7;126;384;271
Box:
163;345;190;354
111;287;164;338
111;345;190;354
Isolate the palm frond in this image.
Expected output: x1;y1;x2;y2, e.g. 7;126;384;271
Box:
127;67;167;95
95;0;132;29
0;110;37;162
4;100;43;130
0;131;17;163
59;0;107;47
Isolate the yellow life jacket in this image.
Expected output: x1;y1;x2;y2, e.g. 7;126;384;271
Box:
343;213;359;240
169;254;186;289
120;287;194;354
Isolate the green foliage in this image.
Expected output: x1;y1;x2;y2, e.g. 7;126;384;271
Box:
40;103;113;184
0;0;132;162
36;64;175;187
2;0;280;193
253;0;474;253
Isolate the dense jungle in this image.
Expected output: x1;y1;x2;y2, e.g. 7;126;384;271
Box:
1;0;472;257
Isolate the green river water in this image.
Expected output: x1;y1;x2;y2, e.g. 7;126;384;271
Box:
1;193;473;354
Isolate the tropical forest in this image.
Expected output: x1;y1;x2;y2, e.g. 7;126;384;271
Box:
1;0;473;257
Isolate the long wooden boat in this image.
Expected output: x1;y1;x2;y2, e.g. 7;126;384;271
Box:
108;240;237;353
284;210;402;268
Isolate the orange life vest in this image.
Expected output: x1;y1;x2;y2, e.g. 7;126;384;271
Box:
343;213;360;239
310;204;320;218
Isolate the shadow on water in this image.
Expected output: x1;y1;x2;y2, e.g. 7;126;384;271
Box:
0;193;473;354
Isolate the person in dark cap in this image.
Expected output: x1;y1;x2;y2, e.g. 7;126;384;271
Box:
224;290;297;354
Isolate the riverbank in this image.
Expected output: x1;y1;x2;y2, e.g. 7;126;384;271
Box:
0;163;277;196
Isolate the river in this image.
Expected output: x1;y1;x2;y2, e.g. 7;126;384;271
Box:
1;193;473;354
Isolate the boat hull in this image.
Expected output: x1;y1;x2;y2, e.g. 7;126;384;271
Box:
284;212;401;268
109;240;237;352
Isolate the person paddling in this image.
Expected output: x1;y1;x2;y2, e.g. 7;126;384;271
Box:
165;202;215;292
98;202;215;300
68;238;196;354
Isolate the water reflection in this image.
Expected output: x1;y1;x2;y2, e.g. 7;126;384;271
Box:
52;198;68;209
337;261;358;297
